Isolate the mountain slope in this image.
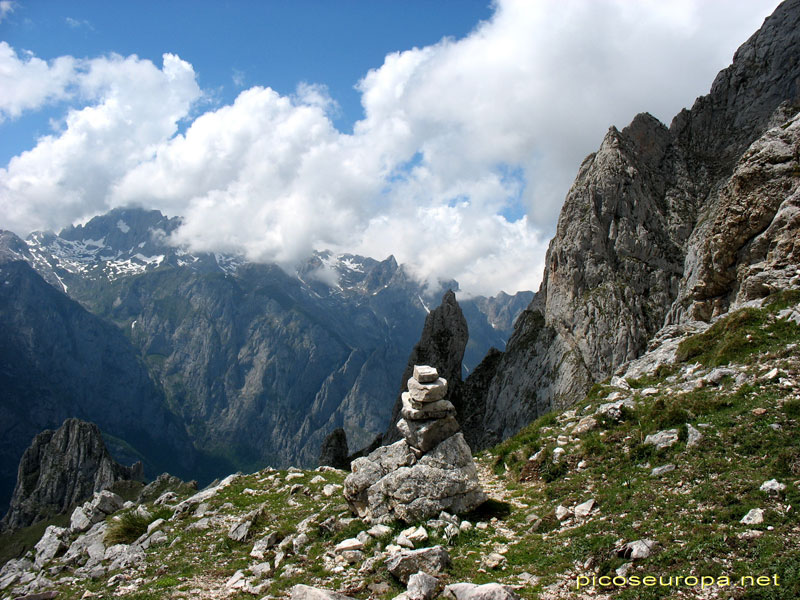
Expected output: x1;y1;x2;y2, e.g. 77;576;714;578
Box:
461;0;800;450
2;291;798;600
0;256;198;516
2;207;530;482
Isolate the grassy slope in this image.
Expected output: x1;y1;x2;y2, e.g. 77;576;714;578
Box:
5;293;800;600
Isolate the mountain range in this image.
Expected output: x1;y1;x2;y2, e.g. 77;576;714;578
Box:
1;0;799;598
0;209;531;515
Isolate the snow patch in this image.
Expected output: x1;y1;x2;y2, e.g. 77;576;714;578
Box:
116;220;130;233
418;294;430;313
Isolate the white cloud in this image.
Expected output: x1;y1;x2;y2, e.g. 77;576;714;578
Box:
0;52;200;234
0;42;77;121
65;16;93;30
0;1;13;23
0;0;783;296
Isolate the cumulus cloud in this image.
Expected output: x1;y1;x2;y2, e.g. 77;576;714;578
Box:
0;52;200;234
0;42;77;121
0;0;782;295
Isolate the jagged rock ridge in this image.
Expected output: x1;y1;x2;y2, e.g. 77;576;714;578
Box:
0;419;143;531
461;0;800;449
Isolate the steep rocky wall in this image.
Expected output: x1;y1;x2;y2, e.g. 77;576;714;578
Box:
0;259;197;515
461;0;800;450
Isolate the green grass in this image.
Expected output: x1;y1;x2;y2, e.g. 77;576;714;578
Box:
676;306;800;367
105;505;172;545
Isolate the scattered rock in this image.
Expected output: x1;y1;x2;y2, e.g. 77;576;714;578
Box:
618;539;657;560
572;417;597;434
740;508;765;525
33;526;67;569
407;571;440;600
686;424;703;448
643;429;679;450
482;553;506;569
290;584;356;600
596;398;635;421
154;491;178;506
367;524;392;538
555;505;571;521
573;499;596;519
651;464;676;477
323;484;343;497
385;546;451;584
335;538;364;553
250;532;280;559
442;582;521;600
228;505;264;542
760;479;787;494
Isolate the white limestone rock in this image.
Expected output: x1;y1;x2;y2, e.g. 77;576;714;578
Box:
413;365;439;383
643;429;679;450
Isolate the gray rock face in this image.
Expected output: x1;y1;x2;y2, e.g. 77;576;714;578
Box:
460;0;800;450
33;525;68;569
344;433;486;524
4;209;527;492
1;419;142;531
0;256;197;517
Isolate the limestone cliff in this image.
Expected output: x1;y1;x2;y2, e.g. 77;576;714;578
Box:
462;0;800;449
1;419;143;531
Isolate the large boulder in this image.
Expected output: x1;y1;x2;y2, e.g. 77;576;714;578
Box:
344;433;486;523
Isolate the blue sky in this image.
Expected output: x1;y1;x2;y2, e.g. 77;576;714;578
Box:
0;0;492;162
0;0;783;295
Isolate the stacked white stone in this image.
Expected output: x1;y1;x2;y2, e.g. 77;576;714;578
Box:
397;366;460;453
344;363;487;523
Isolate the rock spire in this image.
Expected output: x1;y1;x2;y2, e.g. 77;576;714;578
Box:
1;418;144;531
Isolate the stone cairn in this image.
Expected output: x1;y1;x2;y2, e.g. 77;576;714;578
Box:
344;365;487;523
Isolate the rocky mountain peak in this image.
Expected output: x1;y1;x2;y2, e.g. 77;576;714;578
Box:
0;419;143;532
459;0;800;450
57;207;180;252
671;0;800;180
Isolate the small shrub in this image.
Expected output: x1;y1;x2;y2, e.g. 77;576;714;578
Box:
105;511;151;545
785;398;800;418
774;448;800;477
581;432;606;457
540;458;568;483
629;442;654;463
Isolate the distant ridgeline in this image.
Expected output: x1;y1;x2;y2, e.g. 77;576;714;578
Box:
0;209;530;515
